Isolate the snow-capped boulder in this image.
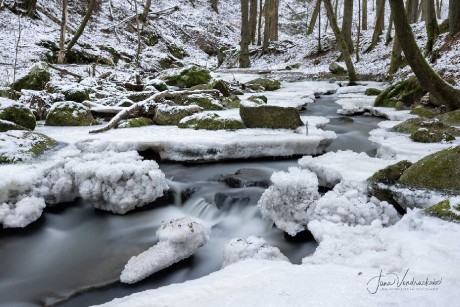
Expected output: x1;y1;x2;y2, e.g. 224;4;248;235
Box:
180;93;224;110
154;105;202;125
0;196;46;228
239;101;303;129
258;167;319;236
0;130;57;164
19;90;65;120
120;217;209;284
162;65;212;88
393;118;460;143
45;101;95;126
0;119;27;132
329;62;347;75
222;236;289;268
425;198;460;222
46;81;90;102
374;77;425;108
145;79;168;92
436;110;460;126
179;113;245;130
245;78;281;91
117;117;154;128
0;98;36;130
10;62;50;91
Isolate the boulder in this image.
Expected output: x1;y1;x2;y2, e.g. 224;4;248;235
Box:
436;110;460;126
247;95;268;104
178;113;245;130
410;106;438;118
425;199;460;222
45;101;95;126
329;62;347;75
11;62;50;91
392;118;460;143
214;188;264;210
239;101;303;129
0;87;21;100
46;82;90;102
0;119;28;132
364;88;382;96
162;65;212;88
216;168;272;188
245;78;281;91
118;117;154;128
154;105;202;125
375;77;426;108
411;129;455;143
222;95;241;108
211;79;231;97
180;94;224;110
0;98;36;130
145;79;168;92
0;131;57;164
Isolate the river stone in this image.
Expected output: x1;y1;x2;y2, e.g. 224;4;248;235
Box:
216;168;272;188
212;79;231;97
178;113;245;130
245;78;281;91
0;130;57;164
0;98;36;130
329;62;347;75
436;110;460;126
222;95;241;109
11;62;50;91
411;129;455;143
118;117;154;128
239;101;303;129
364;88;382;96
46;101;95;126
46;82;90;103
154;105;202;125
392;118;460;143
162;65;212;88
247;95;268;104
180;94;224;110
399;146;460;192
425;200;460;222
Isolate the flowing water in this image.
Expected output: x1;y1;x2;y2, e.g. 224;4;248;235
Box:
0;91;383;307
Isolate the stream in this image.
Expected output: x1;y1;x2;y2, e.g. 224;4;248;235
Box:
0;91;383;307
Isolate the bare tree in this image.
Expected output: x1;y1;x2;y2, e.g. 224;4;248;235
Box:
449;0;460;36
342;0;354;53
307;0;321;35
13;16;22;83
249;0;258;43
386;11;393;45
257;0;263;45
66;0;96;54
240;0;251;67
425;0;439;53
410;0;419;22
133;0;141;66
366;0;386;52
140;0;152;22
263;0;279;51
362;0;368;30
58;0;68;64
390;0;460;109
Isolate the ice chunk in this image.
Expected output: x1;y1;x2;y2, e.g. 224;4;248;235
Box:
0;197;46;228
120;217;209;284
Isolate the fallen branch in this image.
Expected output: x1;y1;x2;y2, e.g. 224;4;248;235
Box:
89;89;221;134
48;64;83;80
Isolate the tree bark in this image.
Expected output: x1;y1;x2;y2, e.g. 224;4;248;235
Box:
449;0;460;36
323;0;358;83
390;0;460;109
410;0;419;22
240;0;251;67
140;0;152;22
425;0;439;53
342;0;354;53
58;0;68;64
307;0;321;35
257;0;263;45
133;0;141;66
367;0;386;52
386;11;393;45
270;0;279;41
435;0;441;18
66;0;95;54
389;0;410;74
362;0;368;30
249;0;258;43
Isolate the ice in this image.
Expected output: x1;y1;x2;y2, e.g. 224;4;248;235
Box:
257;167;319;236
298;150;395;187
0;197;46;228
120;217;209;284
336;96;375;115
222;236;289;268
369;107;417;121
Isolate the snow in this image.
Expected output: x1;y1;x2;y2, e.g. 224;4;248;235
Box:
298;150;395;187
336;97;375;115
0;97;23;110
369;107;417;121
120;217;209;284
0;196;46;228
257;167;319;236
222;236;289;268
0;130;53;163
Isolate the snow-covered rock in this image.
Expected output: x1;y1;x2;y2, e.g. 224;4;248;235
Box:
257;167;319;236
222;236;289;268
0;197;46;228
120;217;209;284
336;96;375;115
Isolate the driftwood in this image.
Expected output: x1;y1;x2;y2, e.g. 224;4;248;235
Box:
48;64;83;80
89;89;221;134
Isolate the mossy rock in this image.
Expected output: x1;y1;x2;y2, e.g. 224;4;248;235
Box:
410;106;438;118
399;146;460;192
246;78;281;91
162;65;212;88
375;77;426;108
425;200;460;222
222;95;241;109
154;105;202;125
181;94;224;110
145;79;168;92
125;91;156;102
239;102;303;129
46;82;90;103
365;88;382;96
248;95;268;104
286;63;301;70
167;44;188;59
211;79;231;97
189;84;212;91
0;130;57;164
0;119;28;132
11;62;50;91
141;30;161;46
411;129;455;143
393;118;460;136
0;98;36;130
245;83;265;92
118;117;154;128
436;110;460;126
179;113;245;130
0;87;21;100
45;101;95;126
329;62;347;75
395;101;409;111
115;99;134;107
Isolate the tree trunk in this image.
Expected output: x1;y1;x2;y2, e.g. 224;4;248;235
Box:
386;11;393;45
357;0;361;61
263;0;270;50
66;0;95;54
425;0;439;53
362;0;368;30
390;0;410;74
421;0;427;21
342;0;354;53
14;0;37;17
58;0;68;64
133;0;141;66
140;0;152;22
240;0;251;67
435;0;441;18
249;0;258;43
271;0;279;41
257;0;263;45
210;0;219;13
307;0;321;35
390;0;460;109
367;0;386;52
410;0;419;22
323;0;358;83
449;0;460;36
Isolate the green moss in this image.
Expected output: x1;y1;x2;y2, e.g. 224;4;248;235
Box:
189;84;212;91
118;117;153;128
365;88;382;96
46;83;90;103
145;80;168;92
395;101;409;110
141;30;161;46
375;77;426;108
425;200;460;222
11;62;50;91
153;105;202;125
163;66;212;88
245;84;265;92
179;113;245;130
0;103;36;130
45;102;95;126
222;95;241;109
28;132;57;155
411;129;455;143
239;103;303;129
0;131;57;164
211;79;231;97
248;95;268;103
399;146;460;192
410;106;438;118
393;118;460;136
439;19;449;34
0;120;28;132
167;44;187;59
436;110;460;126
370;160;413;184
181;95;224;110
246;78;281;91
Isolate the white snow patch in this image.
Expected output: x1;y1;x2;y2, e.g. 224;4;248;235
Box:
0;197;46;228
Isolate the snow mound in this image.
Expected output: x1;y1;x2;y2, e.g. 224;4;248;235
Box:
0;197;46;228
310;181;400;226
298;150;395;187
222;236;289;268
257;167;319;236
120;217;209;284
336;96;375;115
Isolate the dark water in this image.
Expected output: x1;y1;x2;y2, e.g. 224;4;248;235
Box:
0;93;382;307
